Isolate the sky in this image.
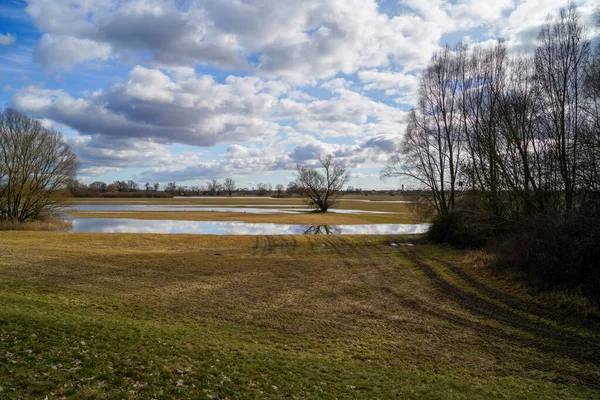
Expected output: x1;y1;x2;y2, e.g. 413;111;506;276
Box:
0;0;598;190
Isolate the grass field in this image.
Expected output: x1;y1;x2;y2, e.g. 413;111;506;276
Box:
1;232;599;399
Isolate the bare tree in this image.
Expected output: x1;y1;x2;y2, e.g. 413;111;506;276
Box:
207;179;221;195
223;178;235;196
580;8;600;192
165;182;177;194
535;3;590;212
286;181;299;195
127;180;139;192
383;46;465;219
90;181;107;192
256;183;271;196
275;184;285;197
0;109;78;222
295;154;350;212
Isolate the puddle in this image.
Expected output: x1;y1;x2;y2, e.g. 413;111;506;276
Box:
69;218;430;235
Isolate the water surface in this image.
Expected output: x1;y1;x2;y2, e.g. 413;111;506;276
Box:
70;218;430;235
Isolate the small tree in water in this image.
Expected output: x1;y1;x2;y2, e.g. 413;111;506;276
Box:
295;154;350;212
0;109;78;222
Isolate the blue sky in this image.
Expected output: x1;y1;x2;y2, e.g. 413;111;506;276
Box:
0;0;597;190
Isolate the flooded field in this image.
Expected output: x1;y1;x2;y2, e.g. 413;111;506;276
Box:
69;218;430;235
68;204;401;214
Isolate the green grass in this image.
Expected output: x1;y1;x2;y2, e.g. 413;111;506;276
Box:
1;233;599;399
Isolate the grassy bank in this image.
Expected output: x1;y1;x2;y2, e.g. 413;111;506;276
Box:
1;232;598;399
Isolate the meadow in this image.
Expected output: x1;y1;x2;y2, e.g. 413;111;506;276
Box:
0;196;599;399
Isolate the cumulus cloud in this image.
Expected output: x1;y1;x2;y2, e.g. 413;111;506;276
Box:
500;0;597;52
358;69;419;92
0;33;16;46
23;0;446;81
133;132;401;183
11;67;284;146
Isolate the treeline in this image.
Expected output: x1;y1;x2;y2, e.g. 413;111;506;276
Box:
69;178;301;198
69;180;173;198
385;4;600;302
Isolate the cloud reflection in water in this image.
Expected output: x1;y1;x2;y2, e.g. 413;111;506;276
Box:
70;218;430;235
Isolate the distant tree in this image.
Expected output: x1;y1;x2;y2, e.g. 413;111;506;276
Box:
68;179;88;196
295;154;350;212
153;182;160;192
0;109;78;222
256;183;271;196
286;181;299;195
207;179;221;195
223;178;235;196
275;184;285;197
89;181;107;193
165;182;177;194
113;180;128;192
145;182;151;191
127;180;139;192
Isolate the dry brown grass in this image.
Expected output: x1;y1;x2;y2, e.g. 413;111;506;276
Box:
0;218;72;231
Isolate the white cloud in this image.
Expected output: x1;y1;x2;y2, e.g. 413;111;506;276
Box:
358;69;419;92
11;67;285;147
0;33;16;46
36;34;112;70
501;0;597;52
23;0;445;82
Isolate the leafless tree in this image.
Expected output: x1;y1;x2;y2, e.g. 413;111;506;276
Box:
90;181;107;192
256;183;271;196
579;8;600;192
0;109;78;222
295;154;350;212
207;179;221;195
383;46;465;219
275;184;285;197
127;180;139;191
223;178;235;196
535;3;590;212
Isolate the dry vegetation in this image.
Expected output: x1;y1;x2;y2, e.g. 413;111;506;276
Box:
1;232;598;398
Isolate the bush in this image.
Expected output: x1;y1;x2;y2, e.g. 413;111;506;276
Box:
426;196;511;248
495;202;600;304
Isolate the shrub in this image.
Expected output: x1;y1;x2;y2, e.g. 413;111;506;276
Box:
494;201;600;304
426;196;511;248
